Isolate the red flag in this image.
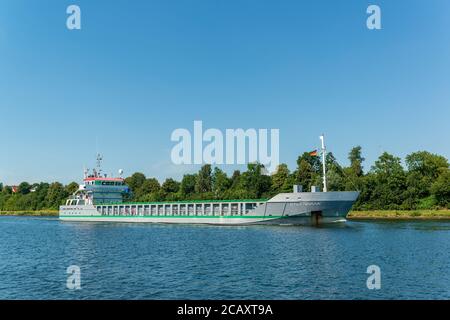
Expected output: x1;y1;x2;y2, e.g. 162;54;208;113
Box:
309;150;318;157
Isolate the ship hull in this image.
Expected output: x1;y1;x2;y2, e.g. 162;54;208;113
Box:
58;215;346;225
59;193;358;226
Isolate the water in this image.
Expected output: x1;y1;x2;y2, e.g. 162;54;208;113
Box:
0;216;449;300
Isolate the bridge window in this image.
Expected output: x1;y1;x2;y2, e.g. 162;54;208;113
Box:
245;203;257;214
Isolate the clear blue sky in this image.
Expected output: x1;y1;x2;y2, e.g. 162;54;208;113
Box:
0;0;449;185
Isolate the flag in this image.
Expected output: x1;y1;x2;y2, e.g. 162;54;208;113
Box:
309;150;318;157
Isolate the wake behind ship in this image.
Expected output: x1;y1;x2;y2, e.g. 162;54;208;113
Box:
59;141;359;226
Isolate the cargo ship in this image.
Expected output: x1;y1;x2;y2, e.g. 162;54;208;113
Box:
59;137;359;225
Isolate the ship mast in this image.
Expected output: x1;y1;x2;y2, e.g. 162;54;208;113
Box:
96;153;103;177
320;135;327;192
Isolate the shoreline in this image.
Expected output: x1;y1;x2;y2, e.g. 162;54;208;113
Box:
347;210;450;220
0;210;58;217
1;209;449;220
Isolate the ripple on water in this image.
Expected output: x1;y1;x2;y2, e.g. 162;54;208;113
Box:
0;217;449;299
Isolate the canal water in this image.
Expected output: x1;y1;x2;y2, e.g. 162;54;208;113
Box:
0;216;449;299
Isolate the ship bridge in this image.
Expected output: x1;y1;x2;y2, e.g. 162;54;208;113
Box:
83;177;129;204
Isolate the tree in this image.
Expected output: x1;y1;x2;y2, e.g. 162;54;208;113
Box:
34;183;50;210
405;151;449;199
239;163;272;198
297;152;322;174
406;151;448;178
325;152;345;191
180;174;196;196
161;178;180;194
430;168;450;207
195;165;212;194
1;148;449;212
294;152;323;192
2;186;12;195
230;170;241;189
369;152;407;209
295;159;313;191
136;178;160;200
18;182;31;195
348;146;365;177
211;168;231;198
65;182;79;195
271;164;290;193
125;172;146;195
45;182;68;209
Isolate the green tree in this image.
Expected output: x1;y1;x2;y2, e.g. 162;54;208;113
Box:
45;182;68;209
2;185;12;195
294;152;323;191
18;182;31;195
405;151;449;201
34;183;50;210
326;152;345;191
406;151;448;177
125;172;146;198
430;168;450;207
239;163;271;198
211;168;231;198
295;159;313;191
180;174;197;196
348;146;365;177
230;170;241;189
136;178;160;200
65;182;79;195
271;164;290;193
195;165;212;194
161;178;180;194
369;152;407;209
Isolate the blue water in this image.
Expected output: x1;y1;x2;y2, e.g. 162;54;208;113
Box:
0;216;449;299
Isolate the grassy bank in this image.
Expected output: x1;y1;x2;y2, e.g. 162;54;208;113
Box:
0;210;58;217
348;210;450;220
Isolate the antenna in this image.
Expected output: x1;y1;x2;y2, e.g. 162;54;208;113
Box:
96;153;103;177
320;134;327;192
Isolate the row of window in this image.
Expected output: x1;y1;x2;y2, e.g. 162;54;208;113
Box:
96;203;263;216
67;199;86;205
85;181;124;186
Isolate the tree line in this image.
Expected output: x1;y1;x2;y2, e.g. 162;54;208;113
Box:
1;147;449;211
